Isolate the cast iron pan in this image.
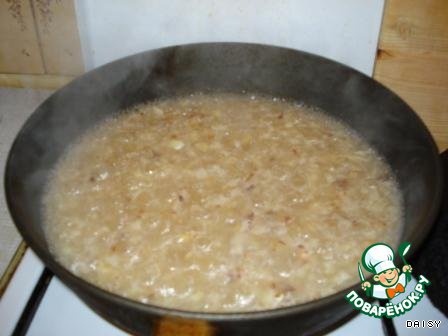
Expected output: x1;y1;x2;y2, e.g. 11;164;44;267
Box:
4;43;443;335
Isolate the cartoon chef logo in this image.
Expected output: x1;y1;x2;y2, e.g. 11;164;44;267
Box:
359;242;413;300
346;242;431;318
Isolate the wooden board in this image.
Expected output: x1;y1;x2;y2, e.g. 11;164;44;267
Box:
32;0;84;75
374;0;448;151
0;73;74;89
0;0;45;74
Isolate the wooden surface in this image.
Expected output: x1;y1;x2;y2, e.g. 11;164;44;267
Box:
374;0;448;151
0;73;74;89
0;0;44;74
0;0;83;76
33;0;84;75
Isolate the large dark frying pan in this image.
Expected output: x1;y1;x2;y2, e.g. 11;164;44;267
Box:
4;43;443;335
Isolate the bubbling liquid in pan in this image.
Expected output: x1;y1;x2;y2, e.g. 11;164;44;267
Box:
44;94;402;312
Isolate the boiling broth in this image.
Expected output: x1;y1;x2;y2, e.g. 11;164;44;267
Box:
44;94;402;312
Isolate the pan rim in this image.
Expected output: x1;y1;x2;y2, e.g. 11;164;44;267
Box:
4;41;443;322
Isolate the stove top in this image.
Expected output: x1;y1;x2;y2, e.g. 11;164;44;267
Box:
0;246;446;335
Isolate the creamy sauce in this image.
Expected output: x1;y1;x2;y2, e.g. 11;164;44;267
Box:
44;94;402;312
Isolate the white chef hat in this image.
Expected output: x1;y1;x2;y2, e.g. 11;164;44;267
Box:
362;243;396;274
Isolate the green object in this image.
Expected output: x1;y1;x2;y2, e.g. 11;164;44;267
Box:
398;242;411;265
